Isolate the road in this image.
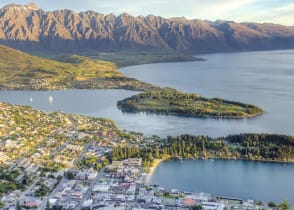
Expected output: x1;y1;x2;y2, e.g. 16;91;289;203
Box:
75;168;105;210
39;118;79;210
38;175;67;210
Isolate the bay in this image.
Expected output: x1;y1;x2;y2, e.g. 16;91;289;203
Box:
1;50;294;204
149;159;294;205
1;50;294;137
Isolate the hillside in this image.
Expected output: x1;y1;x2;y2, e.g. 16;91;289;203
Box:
0;3;294;53
0;45;157;90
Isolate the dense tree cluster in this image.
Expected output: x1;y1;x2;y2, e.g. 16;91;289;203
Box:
0;168;25;194
112;146;141;161
112;134;294;164
225;134;294;161
77;155;110;171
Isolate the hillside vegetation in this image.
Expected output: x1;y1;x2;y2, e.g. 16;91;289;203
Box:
117;90;264;118
83;50;203;67
0;45;264;118
0;45;157;91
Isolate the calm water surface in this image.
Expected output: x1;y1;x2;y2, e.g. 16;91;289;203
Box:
1;50;294;137
120;50;294;137
149;159;294;205
1;50;294;203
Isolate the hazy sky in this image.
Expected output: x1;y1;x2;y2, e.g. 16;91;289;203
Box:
1;0;294;25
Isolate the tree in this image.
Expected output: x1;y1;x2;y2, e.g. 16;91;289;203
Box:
190;205;203;210
46;201;51;210
16;200;22;210
96;163;103;171
201;139;206;157
280;200;290;210
155;146;160;159
64;171;75;180
268;201;277;207
102;158;109;167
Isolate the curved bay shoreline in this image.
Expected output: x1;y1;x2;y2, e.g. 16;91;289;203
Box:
0;46;264;120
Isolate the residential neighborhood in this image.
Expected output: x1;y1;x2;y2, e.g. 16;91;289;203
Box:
0;103;291;210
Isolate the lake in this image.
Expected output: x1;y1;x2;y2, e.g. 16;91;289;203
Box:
149;159;294;205
1;49;294;203
1;50;293;137
121;49;294;137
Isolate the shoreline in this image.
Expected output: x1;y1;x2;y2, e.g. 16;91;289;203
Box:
166;157;294;164
119;108;264;120
144;159;163;184
116;56;204;68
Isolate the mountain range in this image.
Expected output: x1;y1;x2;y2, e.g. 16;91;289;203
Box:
1;3;294;53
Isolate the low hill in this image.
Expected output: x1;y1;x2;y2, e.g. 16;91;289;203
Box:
0;45;156;90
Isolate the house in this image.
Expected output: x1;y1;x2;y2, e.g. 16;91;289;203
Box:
183;197;197;206
93;184;109;192
201;202;225;210
125;158;142;167
22;201;40;208
111;161;124;168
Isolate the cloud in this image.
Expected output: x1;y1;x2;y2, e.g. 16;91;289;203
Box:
229;2;294;25
198;0;254;19
275;2;294;12
267;3;294;25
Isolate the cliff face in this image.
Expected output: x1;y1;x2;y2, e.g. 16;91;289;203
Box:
1;3;294;53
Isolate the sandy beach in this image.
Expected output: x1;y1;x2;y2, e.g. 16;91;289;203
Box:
144;159;163;184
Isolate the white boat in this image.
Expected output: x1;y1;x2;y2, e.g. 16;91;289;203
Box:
48;96;53;104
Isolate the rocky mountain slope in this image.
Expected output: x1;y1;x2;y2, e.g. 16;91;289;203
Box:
0;3;294;53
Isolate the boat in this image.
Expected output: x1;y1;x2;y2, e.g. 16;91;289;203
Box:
48;96;54;104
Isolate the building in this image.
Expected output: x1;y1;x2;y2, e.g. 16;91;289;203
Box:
125;158;142;167
202;202;225;210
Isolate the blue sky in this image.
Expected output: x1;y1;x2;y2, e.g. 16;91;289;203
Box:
1;0;294;25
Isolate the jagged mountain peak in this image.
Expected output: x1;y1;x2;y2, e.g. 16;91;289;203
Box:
0;3;293;53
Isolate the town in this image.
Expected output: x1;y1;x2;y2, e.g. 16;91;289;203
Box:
0;103;291;209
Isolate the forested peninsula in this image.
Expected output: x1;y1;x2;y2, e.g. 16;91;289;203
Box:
117;90;264;119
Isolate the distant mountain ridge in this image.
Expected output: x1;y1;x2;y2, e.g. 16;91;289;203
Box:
1;3;294;53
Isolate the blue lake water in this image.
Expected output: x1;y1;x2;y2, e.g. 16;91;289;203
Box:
120;49;294;137
149;159;294;205
1;50;294;203
1;50;294;137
